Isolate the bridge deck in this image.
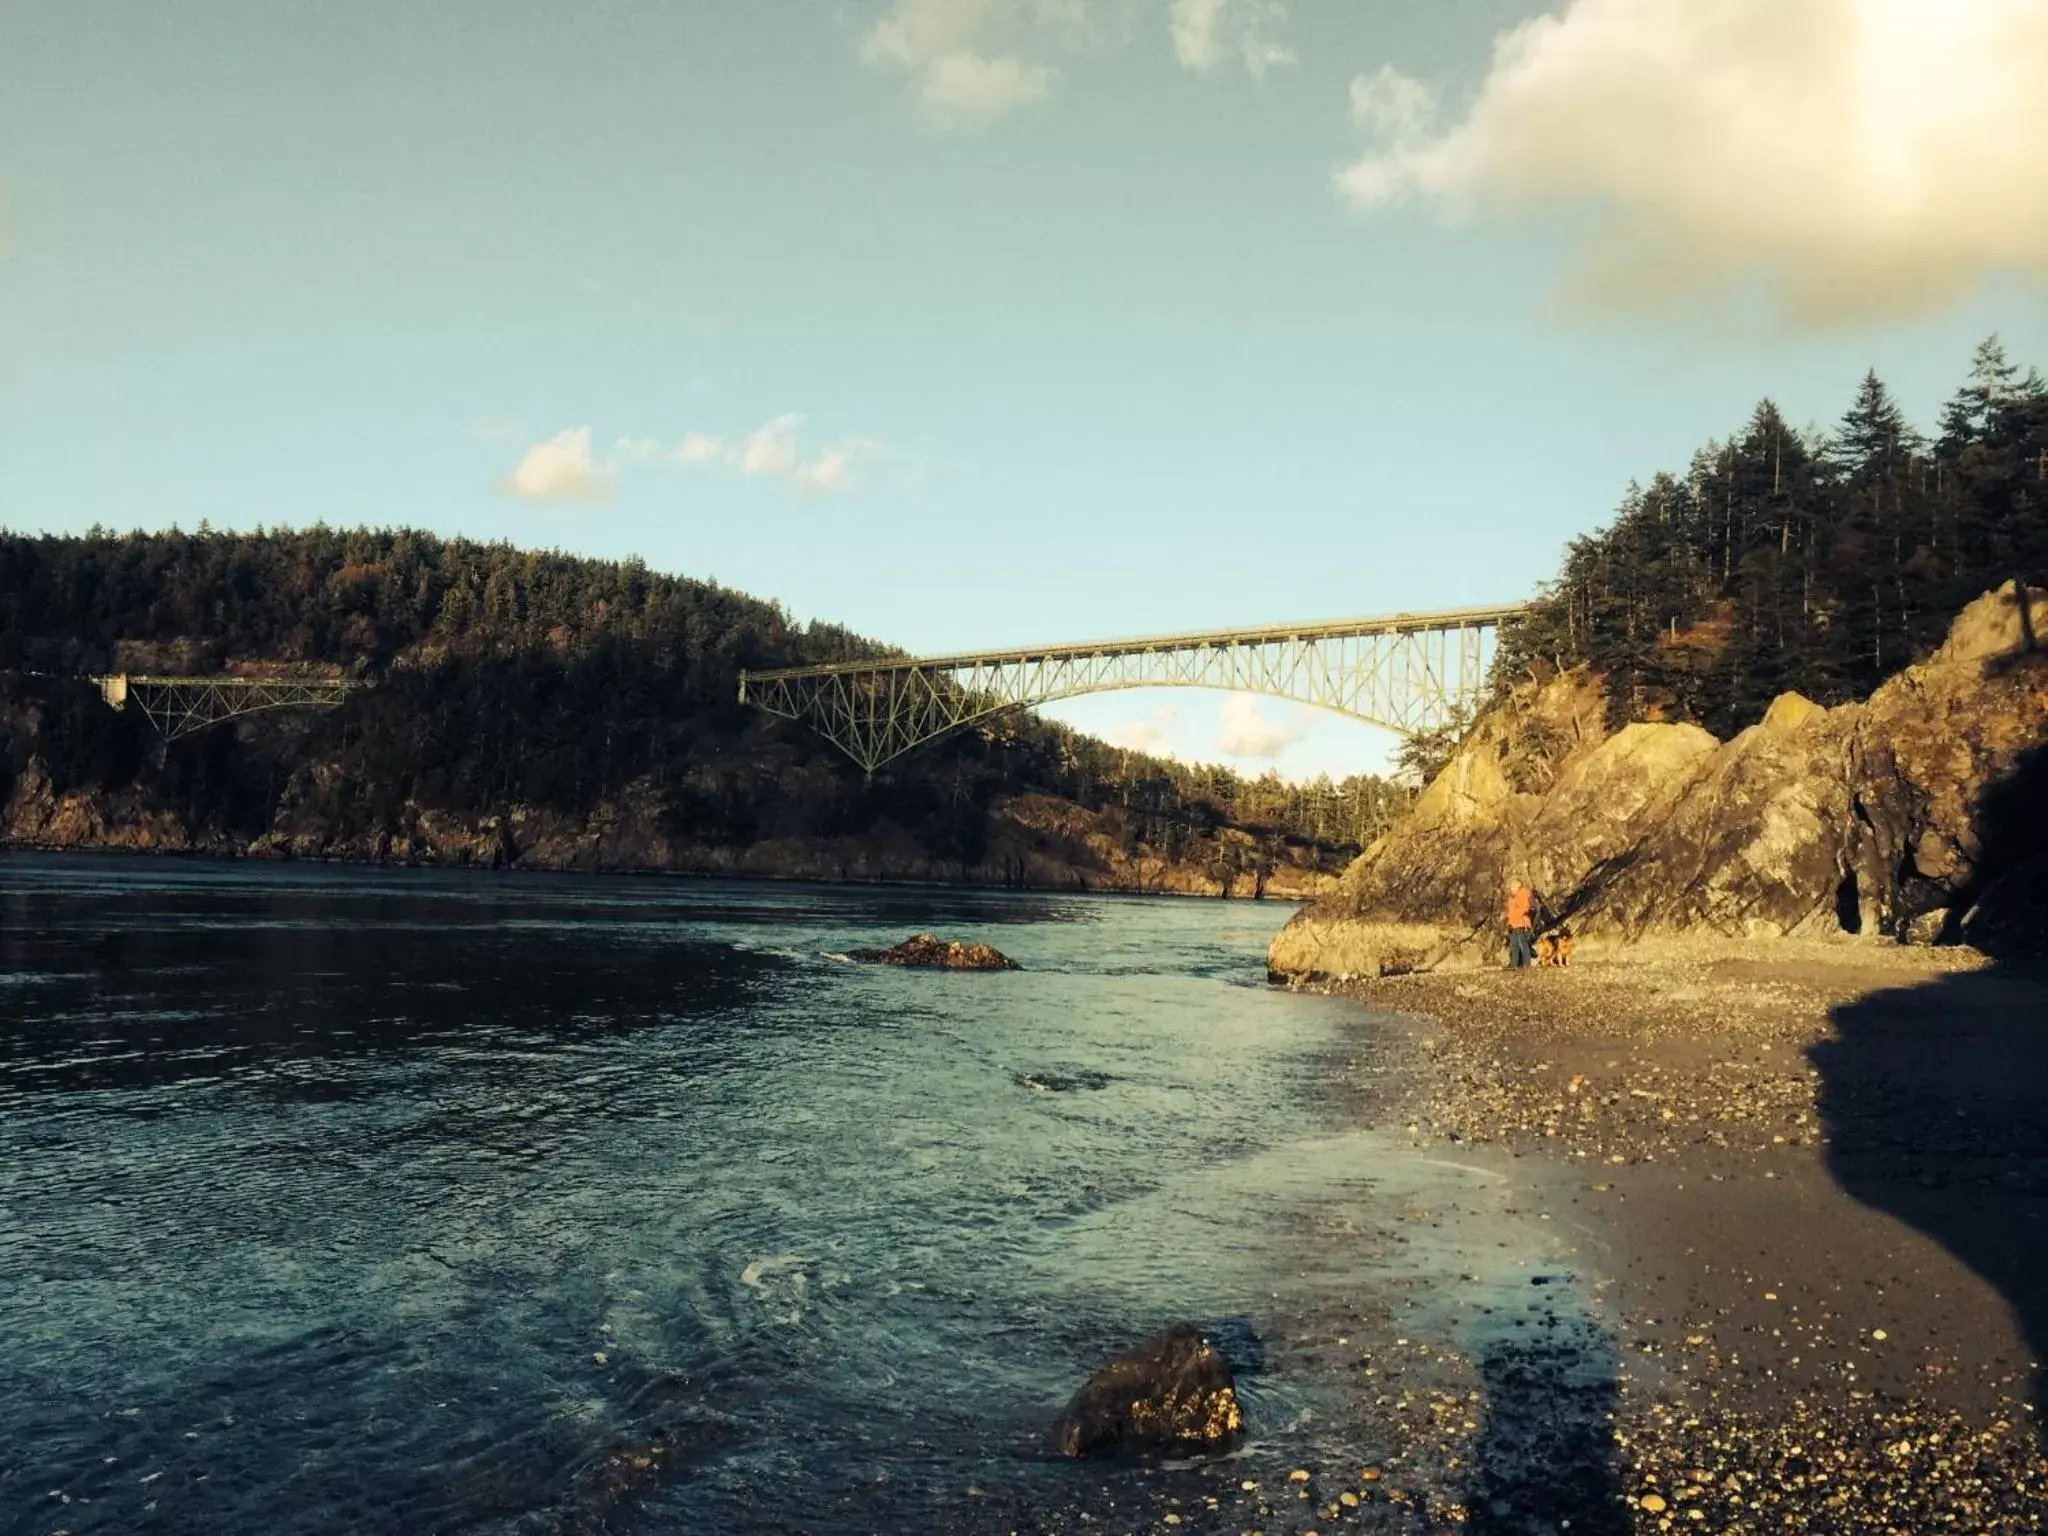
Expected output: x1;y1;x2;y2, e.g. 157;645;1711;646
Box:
745;602;1525;681
95;674;364;687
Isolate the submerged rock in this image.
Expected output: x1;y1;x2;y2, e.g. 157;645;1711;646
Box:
848;933;1021;970
1014;1069;1115;1093
1050;1323;1244;1457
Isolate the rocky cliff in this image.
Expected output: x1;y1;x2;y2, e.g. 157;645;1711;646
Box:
1;732;1336;901
1270;582;2048;977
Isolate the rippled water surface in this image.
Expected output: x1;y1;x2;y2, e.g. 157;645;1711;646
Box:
1;856;1564;1534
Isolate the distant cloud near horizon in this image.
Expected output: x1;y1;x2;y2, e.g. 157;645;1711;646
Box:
619;413;876;495
1110;705;1181;756
1215;692;1305;760
1338;0;2048;325
499;428;614;504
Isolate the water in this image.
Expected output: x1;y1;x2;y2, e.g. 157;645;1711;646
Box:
0;855;1578;1534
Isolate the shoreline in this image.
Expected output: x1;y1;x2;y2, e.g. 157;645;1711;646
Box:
0;842;1317;904
1303;940;2048;1530
10;854;2042;1530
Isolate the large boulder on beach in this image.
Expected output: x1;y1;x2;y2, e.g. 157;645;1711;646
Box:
1049;1324;1244;1457
848;933;1021;970
1269;582;2048;978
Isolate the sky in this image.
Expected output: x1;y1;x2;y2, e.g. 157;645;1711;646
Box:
3;0;2045;778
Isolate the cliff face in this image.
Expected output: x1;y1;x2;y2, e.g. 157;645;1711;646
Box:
0;727;1336;900
1270;583;2048;977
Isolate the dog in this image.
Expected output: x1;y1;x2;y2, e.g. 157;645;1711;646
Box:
1536;927;1574;968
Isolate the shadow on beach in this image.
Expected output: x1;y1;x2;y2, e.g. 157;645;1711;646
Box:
1810;960;2048;1426
1462;1319;1632;1536
1809;741;2048;1429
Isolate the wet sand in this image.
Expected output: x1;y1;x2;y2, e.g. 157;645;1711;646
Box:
1309;941;2048;1532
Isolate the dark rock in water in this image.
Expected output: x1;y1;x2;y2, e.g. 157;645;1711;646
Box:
848;932;1021;970
1050;1323;1244;1457
1015;1069;1114;1093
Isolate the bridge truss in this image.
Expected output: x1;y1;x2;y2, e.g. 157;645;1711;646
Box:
739;603;1521;773
95;674;364;740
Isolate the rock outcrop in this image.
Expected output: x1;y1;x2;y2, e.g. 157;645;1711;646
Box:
1271;583;2048;977
0;719;1340;900
1049;1324;1244;1457
847;933;1021;970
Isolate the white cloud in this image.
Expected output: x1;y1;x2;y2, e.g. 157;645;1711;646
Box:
1216;693;1306;759
499;427;614;504
793;446;854;495
1110;706;1181;756
1336;0;2048;325
862;0;1007;69
617;415;877;495
860;0;1147;124
739;413;805;479
918;52;1056;123
1348;63;1436;142
1170;0;1293;77
863;0;1057;125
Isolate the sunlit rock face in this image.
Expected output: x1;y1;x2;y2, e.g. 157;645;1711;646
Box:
1270;583;2048;978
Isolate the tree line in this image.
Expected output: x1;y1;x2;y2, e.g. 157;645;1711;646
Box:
1492;337;2048;738
0;525;1398;858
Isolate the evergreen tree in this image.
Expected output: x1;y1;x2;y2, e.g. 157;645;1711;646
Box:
1493;344;2045;737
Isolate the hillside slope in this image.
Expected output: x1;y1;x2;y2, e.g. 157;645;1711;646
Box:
0;529;1358;896
1270;582;2048;976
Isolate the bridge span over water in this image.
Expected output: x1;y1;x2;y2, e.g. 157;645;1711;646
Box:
740;602;1523;773
82;602;1522;764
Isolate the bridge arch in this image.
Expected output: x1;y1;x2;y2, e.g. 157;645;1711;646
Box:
739;604;1517;773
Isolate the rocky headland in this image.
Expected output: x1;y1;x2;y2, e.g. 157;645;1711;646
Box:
1242;582;2048;1532
1269;582;2047;982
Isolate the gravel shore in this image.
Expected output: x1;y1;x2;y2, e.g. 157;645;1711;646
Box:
1288;940;2048;1534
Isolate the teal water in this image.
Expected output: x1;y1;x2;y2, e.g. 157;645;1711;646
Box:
0;855;1571;1534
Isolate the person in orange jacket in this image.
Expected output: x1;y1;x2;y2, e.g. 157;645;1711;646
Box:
1504;882;1535;969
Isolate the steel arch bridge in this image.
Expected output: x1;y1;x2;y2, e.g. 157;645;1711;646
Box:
739;602;1522;773
94;674;364;740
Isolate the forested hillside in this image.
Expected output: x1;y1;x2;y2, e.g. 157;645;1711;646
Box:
1492;337;2048;737
0;528;1401;887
